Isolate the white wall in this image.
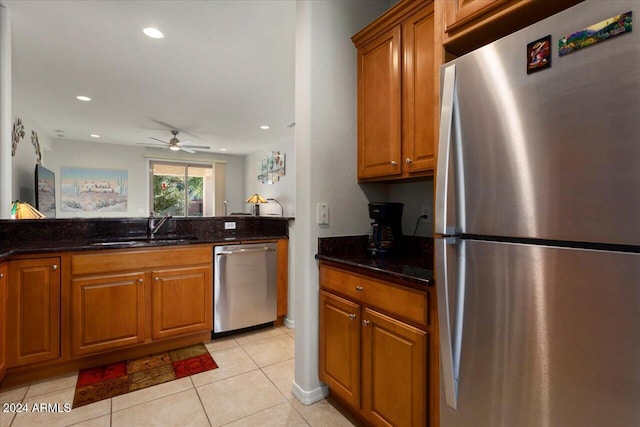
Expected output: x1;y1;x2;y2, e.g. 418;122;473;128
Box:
293;0;394;404
32;138;245;218
244;134;295;217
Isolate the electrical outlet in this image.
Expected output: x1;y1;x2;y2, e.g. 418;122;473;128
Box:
421;205;431;221
317;203;329;225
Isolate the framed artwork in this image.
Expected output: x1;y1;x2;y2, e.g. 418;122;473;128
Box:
258;151;286;184
35;164;56;217
60;167;128;212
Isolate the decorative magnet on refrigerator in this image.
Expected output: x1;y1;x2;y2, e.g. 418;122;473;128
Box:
527;35;551;74
559;11;632;56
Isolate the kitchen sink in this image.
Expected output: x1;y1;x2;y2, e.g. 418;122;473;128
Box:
89;236;198;246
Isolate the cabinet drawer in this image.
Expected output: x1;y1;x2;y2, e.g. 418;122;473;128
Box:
320;264;427;327
72;245;212;276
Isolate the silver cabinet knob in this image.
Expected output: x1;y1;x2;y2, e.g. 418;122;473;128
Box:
390;160;398;166
405;158;413;164
355;286;364;292
154;277;160;282
362;320;370;326
348;314;356;320
52;264;58;270
138;278;144;284
0;272;4;279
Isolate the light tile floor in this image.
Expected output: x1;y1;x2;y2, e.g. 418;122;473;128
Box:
0;326;354;427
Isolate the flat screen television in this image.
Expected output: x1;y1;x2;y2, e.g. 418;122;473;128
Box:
35;164;56;218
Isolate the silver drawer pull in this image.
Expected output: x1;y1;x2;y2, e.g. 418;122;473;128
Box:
355;285;364;292
348;314;356;320
390;160;398;166
406;158;413;164
362;320;370;326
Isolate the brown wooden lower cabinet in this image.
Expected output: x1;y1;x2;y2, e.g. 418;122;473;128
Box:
70;272;146;357
0;262;7;381
362;308;427;427
151;266;212;340
319;262;430;427
7;257;61;367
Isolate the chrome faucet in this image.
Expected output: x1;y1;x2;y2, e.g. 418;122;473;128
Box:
148;212;172;238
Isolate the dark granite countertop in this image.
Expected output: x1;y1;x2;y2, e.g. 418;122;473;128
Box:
0;217;289;260
317;235;434;287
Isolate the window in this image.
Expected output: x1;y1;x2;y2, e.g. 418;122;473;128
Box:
149;161;214;217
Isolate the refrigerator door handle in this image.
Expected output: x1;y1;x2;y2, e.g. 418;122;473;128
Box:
436;64;456;236
436;236;465;410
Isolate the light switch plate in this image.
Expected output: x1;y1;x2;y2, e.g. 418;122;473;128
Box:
317;203;329;225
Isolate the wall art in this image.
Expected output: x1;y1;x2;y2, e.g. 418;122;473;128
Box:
258;151;286;184
12;117;25;156
60;167;128;212
31;130;42;165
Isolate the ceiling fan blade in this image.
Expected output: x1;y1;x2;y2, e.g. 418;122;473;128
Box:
149;136;169;144
181;147;196;154
181;144;210;150
137;142;167;147
180;139;194;145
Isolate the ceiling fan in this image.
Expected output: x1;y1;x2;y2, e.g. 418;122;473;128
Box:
138;130;210;154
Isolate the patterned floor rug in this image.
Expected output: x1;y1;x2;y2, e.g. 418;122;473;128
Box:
73;343;218;408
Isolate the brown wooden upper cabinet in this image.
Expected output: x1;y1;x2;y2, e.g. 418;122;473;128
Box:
440;0;584;56
353;0;436;182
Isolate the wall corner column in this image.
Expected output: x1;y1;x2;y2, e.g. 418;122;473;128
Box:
0;5;11;218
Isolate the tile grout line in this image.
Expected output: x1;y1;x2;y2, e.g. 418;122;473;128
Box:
190;376;213;427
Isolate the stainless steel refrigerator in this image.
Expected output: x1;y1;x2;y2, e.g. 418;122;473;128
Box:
435;1;640;426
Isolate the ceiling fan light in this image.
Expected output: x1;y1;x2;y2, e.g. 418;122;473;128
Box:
143;27;164;39
169;145;180;151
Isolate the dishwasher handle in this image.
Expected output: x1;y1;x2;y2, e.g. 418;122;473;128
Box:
217;247;276;256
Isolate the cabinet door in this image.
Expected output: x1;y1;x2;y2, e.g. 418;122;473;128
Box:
319;290;361;408
71;272;145;357
403;4;436;175
7;258;61;367
151;266;212;340
362;308;427;427
444;0;514;32
357;25;402;180
0;263;7;380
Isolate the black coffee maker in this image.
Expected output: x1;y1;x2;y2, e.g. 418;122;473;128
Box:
367;202;403;257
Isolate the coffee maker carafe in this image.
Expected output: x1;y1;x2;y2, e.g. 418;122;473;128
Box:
367;202;403;257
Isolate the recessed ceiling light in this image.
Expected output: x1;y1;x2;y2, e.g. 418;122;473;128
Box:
260;125;270;130
90;134;100;138
219;148;227;152
143;27;164;39
76;95;91;102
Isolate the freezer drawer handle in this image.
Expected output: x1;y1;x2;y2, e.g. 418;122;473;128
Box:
436;237;463;410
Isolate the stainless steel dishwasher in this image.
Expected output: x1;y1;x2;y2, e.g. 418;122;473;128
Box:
214;243;277;333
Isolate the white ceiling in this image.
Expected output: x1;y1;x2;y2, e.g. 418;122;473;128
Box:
3;0;296;155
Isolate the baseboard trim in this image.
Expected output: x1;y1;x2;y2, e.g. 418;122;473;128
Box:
284;317;295;329
292;380;328;405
